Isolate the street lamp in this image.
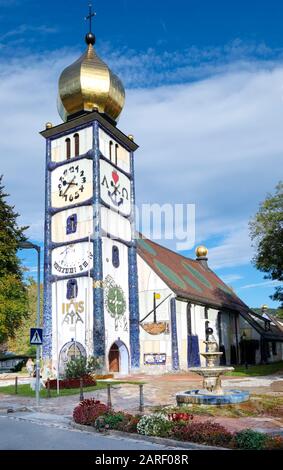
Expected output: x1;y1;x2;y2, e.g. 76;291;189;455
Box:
19;241;41;406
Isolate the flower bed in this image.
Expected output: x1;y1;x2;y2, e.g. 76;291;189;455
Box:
72;402;283;450
47;375;96;390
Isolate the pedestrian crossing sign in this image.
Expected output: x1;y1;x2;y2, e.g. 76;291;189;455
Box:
30;328;43;345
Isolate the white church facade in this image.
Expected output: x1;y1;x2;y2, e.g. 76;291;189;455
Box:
41;18;283;377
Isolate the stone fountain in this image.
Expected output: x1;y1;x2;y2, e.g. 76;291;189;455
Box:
176;328;249;405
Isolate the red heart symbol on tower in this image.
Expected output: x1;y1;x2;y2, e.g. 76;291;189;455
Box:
112;171;119;184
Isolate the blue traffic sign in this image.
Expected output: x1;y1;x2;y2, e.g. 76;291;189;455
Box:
30;328;43;345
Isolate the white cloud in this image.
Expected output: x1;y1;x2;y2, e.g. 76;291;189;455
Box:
0;43;282;272
206;226;253;270
219;274;243;284
240;280;281;290
0;24;57;43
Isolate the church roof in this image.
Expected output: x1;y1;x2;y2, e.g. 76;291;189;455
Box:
137;236;283;341
137;236;248;312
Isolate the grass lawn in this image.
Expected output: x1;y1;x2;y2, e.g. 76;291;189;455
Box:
0;380;143;398
225;361;283;377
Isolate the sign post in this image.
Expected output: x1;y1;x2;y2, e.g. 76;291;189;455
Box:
20;242;41;407
30;327;43;406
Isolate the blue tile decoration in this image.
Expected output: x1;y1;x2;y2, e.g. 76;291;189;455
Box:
92;121;105;367
170;297;179;370
176;389;250;405
187;335;201;367
128;150;140;370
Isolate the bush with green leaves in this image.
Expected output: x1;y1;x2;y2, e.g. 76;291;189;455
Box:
94;411;141;433
65;356;101;379
234;429;268;450
94;412;125;431
137;413;172;437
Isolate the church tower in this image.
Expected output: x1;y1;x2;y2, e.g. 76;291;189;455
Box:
41;10;140;375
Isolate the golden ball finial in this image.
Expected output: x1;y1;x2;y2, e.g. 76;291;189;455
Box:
45;122;53;129
261;304;268;311
195;245;208;258
128;134;134;141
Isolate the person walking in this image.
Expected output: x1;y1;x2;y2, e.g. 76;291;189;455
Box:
26;358;34;377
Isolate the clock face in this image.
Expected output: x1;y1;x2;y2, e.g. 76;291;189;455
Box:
100;160;131;217
52;242;93;276
51;159;93;208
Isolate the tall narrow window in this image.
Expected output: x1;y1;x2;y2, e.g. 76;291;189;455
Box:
204;307;208;319
66;214;77;235
115;144;119;166
109;140;113;162
74;133;80;157
112;245;120;268
66;138;71;159
272;341;277;355
66;279;78;299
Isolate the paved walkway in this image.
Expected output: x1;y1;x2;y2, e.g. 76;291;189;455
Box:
1;371;283;435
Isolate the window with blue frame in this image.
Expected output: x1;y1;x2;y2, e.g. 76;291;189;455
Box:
66;279;78;299
66;214;77;235
112;245;120;268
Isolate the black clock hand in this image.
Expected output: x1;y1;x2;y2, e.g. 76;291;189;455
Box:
62;176;76;196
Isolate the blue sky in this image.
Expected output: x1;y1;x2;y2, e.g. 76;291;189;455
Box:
0;0;282;309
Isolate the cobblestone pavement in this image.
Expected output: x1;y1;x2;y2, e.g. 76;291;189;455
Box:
1;371;283;435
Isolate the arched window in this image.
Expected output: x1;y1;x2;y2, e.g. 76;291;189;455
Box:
66;279;78;299
65;138;71;160
112;245;120;268
74;133;80;157
115;144;119;166
109;140;113;162
66;214;77;235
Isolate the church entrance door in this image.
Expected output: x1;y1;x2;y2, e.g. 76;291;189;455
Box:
109;343;120;372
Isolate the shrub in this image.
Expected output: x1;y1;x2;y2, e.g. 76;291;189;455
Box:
137;413;172;437
73;399;108;425
264;435;283;450
94;411;141;434
234;429;268;450
94;412;126;431
65;356;101;379
123;415;141;433
172;421;233;447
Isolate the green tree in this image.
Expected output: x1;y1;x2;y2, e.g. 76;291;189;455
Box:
8;279;43;355
0;175;29;344
250;182;283;306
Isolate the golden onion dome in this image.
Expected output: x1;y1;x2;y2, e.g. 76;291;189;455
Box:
57;33;125;122
195;245;208;258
